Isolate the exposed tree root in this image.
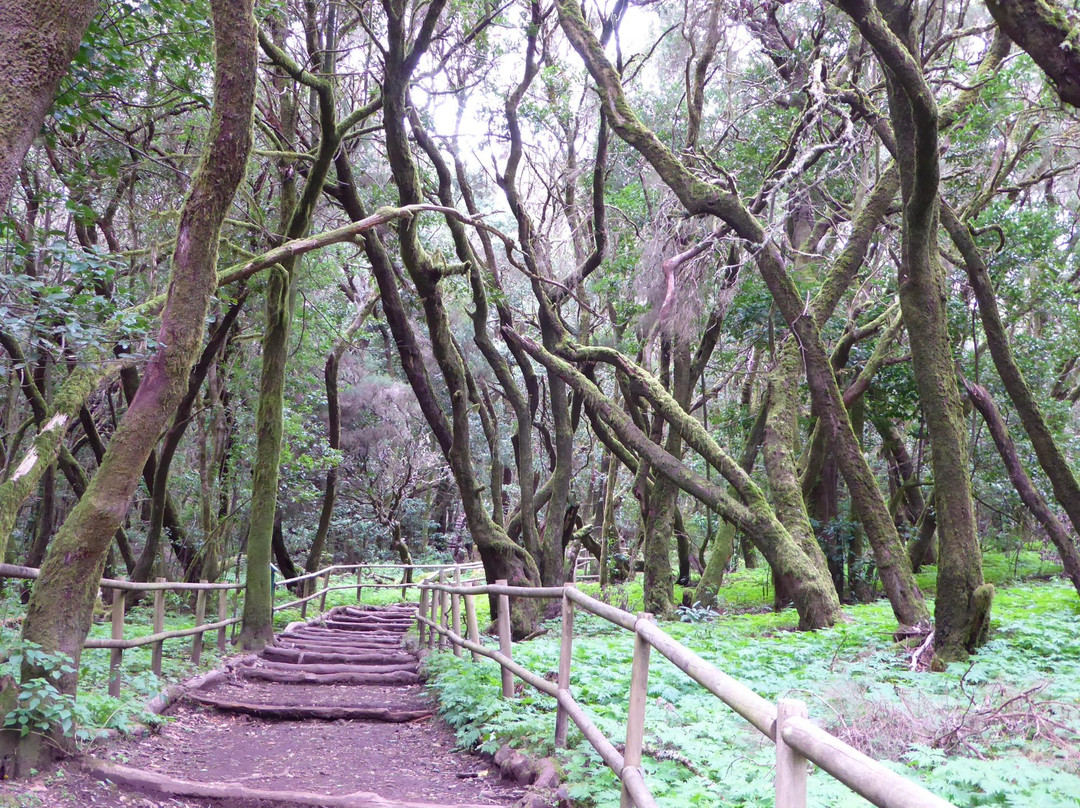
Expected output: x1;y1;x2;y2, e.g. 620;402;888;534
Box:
244;658;419;675
237;667;420;686
262;646;415;665
80;757;495;807
184;691;432;721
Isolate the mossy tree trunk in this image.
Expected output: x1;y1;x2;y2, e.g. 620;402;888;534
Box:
983;0;1080;106
239;13;374;647
0;0;256;776
239;265;292;648
695;387;768;607
0;1;98;208
505;329;841;629
838;0;987;659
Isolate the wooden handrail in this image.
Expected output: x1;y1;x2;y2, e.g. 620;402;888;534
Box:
0;563;243;591
0;561;469;703
275;562;482;588
417;567;957;808
85;616;243;650
781;716;955;808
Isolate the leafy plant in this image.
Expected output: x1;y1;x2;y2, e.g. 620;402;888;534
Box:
422;578;1080;808
676;601;719;623
1;642;90;741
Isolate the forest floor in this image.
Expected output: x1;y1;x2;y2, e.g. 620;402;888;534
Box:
426;555;1080;808
0;603;530;808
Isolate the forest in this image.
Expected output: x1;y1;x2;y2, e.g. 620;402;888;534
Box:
0;0;1078;801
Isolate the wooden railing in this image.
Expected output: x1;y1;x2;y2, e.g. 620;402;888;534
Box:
0;561;477;700
417;573;955;808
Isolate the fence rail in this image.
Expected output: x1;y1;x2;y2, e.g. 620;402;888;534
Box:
0;561;478;699
1;559;955;808
417;572;956;808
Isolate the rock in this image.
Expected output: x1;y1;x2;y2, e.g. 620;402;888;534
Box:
556;785;572;808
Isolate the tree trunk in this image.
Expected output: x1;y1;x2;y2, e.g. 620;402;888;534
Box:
962;376;1080;595
3;0;255;776
507;329;841;629
841;0;987;658
943;202;1080;544
240;21;349;648
306;295;377;575
375;4;543;635
0;0;98;208
642;338;678;614
240;266;292;648
556;0;926;629
696;394;768;606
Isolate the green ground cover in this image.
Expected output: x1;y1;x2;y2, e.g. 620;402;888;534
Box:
424;556;1080;808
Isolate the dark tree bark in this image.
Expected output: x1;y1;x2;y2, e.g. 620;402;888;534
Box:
271;511;300;584
375;0;542;635
130;294;246;598
305;294;379;576
942;202;1080;546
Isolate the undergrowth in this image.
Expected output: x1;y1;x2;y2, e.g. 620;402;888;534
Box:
424;574;1080;808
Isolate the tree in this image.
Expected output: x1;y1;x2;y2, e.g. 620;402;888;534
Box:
0;0;256;774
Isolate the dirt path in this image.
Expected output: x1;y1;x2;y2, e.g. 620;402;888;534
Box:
0;604;532;808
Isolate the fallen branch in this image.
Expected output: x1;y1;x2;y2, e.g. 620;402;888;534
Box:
81;757;492;807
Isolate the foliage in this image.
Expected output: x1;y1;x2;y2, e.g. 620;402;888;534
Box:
0;641;86;740
424;578;1080;808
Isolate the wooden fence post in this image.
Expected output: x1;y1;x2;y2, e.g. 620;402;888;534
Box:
451;568;462;657
496;579;513;698
464;592;480;662
231;586;240;642
191;581;207;664
217;589;228;652
109;589;125;698
435;571;446;649
427;579;438;649
356;568;363;604
151;578;166;677
441;587;451;651
319;570;331;612
620;613;653;808
418;586;429;645
300;578;309;618
775;698;808;808
555;585;575;747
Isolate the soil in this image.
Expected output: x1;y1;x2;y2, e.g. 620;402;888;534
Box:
0;605;529;808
